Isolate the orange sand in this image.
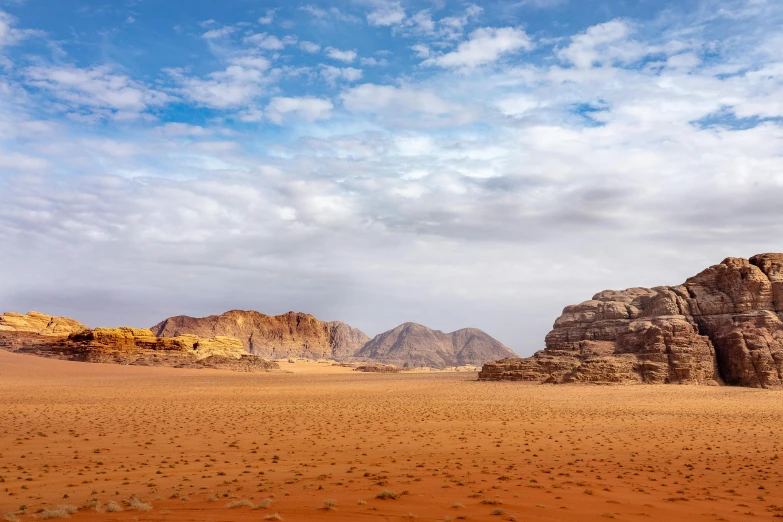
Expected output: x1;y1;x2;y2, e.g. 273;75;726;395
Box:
1;349;782;521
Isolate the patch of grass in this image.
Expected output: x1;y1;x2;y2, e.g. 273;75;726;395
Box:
490;508;506;516
105;501;122;513
321;499;337;511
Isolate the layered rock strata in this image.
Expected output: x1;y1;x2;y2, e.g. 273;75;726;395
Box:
151;310;370;360
0;314;277;372
479;254;783;388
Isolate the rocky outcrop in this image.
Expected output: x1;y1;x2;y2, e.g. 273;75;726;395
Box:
151;310;370;360
356;322;516;369
479;254;783;388
354;364;406;373
0;311;86;336
0;321;277;372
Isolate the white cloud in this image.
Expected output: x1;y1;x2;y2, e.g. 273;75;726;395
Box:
166;58;270;109
266;96;334;124
244;32;288;50
24;65;171;117
340;84;472;127
320;65;363;84
300;5;361;23
258;9;276;24
423;27;533;68
556;19;642;68
325;47;357;63
411;44;430;58
300;41;321;53
367;0;406;26
201;26;237;39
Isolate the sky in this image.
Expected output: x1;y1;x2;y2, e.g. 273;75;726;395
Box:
0;0;782;355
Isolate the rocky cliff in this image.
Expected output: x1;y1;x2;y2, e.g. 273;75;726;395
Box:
479;254;783;388
356;322;516;368
0;313;277;372
0;311;86;336
151;310;370;360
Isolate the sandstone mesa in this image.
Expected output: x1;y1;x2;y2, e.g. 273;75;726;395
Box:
480;253;783;388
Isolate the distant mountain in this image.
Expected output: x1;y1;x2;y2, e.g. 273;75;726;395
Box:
355;322;516;369
150;310;370;360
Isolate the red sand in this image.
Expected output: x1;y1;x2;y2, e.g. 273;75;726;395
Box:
1;349;782;521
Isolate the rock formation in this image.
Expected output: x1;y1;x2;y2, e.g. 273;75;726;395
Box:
356;322;516;369
479;254;783;388
0;313;277;372
0;311;86;336
151;310;370;360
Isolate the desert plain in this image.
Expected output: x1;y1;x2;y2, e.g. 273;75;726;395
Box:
1;349;782;522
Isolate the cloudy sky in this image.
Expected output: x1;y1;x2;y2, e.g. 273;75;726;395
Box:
0;0;782;354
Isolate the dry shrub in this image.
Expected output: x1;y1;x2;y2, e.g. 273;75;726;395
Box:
33;506;78;520
321;499;337;511
264;514;283;521
105;501;122;513
129;496;152;512
253;498;273;509
376;490;399;500
226;499;254;509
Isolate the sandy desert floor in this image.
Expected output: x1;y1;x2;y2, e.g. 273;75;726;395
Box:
1;350;782;522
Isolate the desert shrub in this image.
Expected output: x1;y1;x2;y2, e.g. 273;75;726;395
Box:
322;499;337;511
105;501;122;512
33;506;78;520
490;508;506;515
2;514;20;522
226;499;254;509
357;499;366;505
481;499;501;505
376;490;399;500
253;498;273;509
128;496;152;512
264;514;283;521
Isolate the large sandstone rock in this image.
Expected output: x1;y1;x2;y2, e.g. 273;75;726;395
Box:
480;254;783;388
151;310;370;360
0;311;86;336
0;320;276;372
356;322;516;369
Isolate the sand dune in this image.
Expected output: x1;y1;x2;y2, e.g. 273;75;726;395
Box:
1;350;782;521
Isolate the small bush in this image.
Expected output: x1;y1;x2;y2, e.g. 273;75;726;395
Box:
264;514;283;521
253;498;273;510
357;499;366;505
322;499;337;511
105;501;122;513
226;499;254;509
490;508;506;516
376;490;399;500
129;497;152;512
481;499;501;505
34;506;78;520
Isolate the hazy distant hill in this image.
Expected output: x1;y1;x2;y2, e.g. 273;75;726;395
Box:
355;322;516;368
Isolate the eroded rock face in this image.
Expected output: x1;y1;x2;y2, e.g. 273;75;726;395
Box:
480;254;783;388
151;310;370;360
356;322;516;369
0;311;87;336
0;322;276;372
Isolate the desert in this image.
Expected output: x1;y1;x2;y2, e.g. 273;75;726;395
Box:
2;350;783;521
2;1;782;521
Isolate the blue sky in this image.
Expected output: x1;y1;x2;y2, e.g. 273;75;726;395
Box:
1;0;782;353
